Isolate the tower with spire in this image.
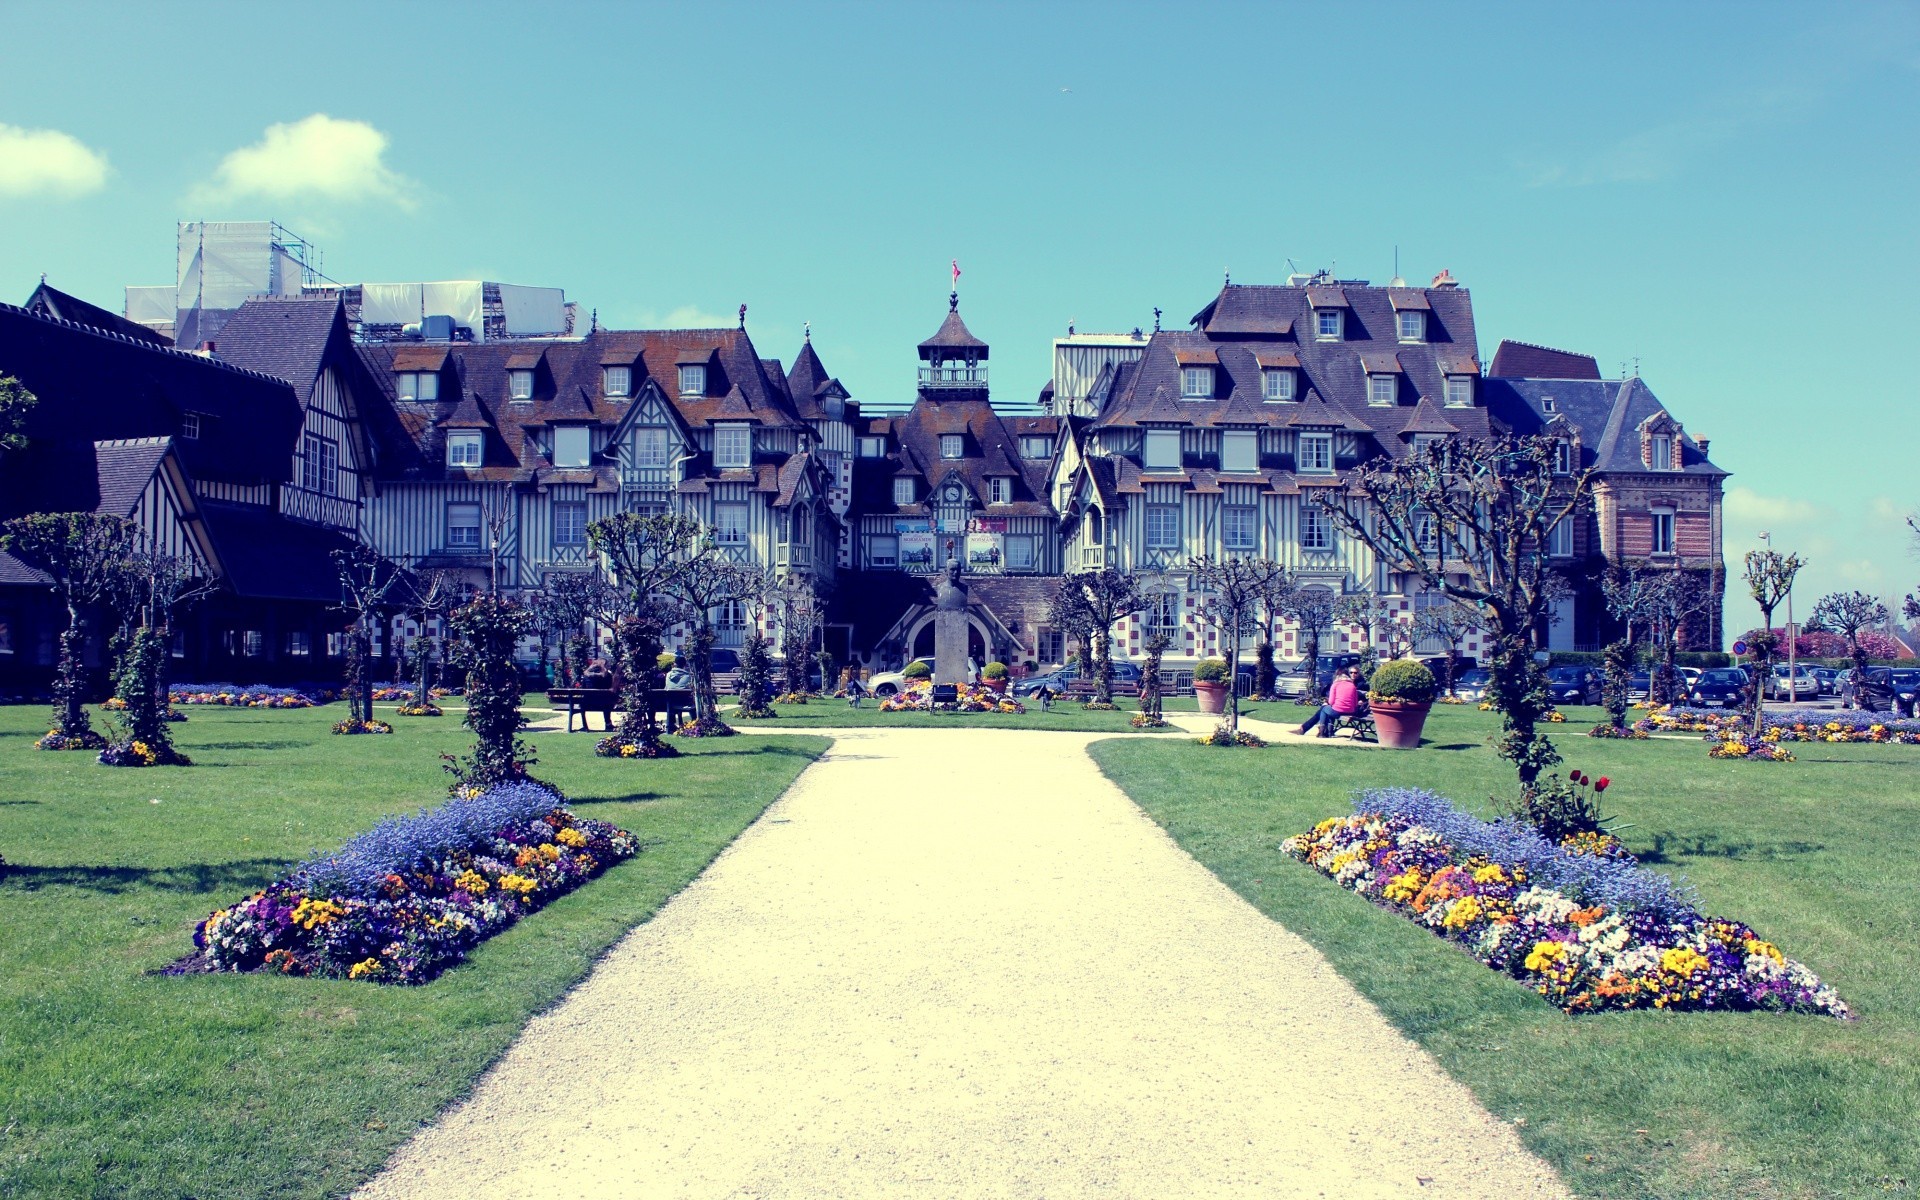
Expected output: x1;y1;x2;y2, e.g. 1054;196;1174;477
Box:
917;290;989;402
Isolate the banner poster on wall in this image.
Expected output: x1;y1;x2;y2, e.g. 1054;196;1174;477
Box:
965;517;1006;569
896;519;935;571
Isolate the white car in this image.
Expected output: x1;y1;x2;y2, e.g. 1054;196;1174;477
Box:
867;657;935;697
1766;664;1821;702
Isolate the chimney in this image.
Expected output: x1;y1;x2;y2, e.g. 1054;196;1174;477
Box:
1694;434;1710;456
1430;269;1458;288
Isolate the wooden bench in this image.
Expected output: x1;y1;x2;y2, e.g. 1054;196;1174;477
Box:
550;687;618;733
1333;711;1377;742
648;688;696;730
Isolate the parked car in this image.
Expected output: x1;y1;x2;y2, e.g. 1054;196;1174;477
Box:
1765;663;1822;702
1807;666;1839;695
1545;665;1602;706
1626;671;1652;703
1686;668;1749;708
1679;667;1703;687
1012;658;1143;697
868;656;939;697
1846;667;1920;717
1272;653;1363;698
1450;667;1493;703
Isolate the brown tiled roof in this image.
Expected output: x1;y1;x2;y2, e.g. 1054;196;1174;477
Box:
1399;398;1462;435
1304;285;1349;308
1488;339;1600;380
1387;288;1431;311
918;302;988;353
880;394;1051;516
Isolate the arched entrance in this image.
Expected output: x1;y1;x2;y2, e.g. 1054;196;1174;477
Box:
906;612;989;666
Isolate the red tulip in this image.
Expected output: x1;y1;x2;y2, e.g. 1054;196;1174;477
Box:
1595;777;1610;792
1571;770;1585;785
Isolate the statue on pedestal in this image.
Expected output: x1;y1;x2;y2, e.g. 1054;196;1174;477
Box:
932;561;970;686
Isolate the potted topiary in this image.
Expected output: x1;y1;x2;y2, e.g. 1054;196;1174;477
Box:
980;661;1009;694
1367;658;1437;749
1192;657;1230;715
902;661;932;683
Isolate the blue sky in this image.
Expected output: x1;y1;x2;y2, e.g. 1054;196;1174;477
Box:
3;1;1917;636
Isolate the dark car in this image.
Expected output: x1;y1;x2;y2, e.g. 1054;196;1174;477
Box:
708;647;741;674
1626;670;1652;702
1013;659;1144;697
1545;665;1602;706
1687;668;1749;708
1849;667;1920;717
1450;667;1493;702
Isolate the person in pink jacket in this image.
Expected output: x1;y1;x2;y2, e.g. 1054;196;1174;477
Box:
1297;666;1361;738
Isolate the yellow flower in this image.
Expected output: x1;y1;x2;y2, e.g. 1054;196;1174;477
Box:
1472;864;1508;885
1743;938;1785;965
1442;895;1484;929
1382;869;1425;902
1524;940;1568;972
1661;947;1709;977
555;827;588;848
498;873;537;898
348;958;383;980
292;897;346;930
454;869;490;896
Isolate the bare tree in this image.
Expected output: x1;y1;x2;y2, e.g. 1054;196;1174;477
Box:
1188;555;1289;737
1412;596;1484;696
661;553;760;732
330;544;407;726
587;512;704;751
113;540;220;713
1600;561;1665;730
527;570;598;688
1314;436;1596;794
1251;568;1297;700
1;513;138;747
1809;590;1890;683
1645;571;1712;706
403;568;466;704
771;573;826;695
1742;548;1804;736
1283;584;1340;703
1336;588;1415;666
1050;569;1151;706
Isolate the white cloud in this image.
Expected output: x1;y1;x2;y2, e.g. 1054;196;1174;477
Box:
191;114;416;209
1523;85;1815;189
1722;486;1822;525
0;123;109;197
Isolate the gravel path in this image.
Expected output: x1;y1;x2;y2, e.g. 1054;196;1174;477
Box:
358;728;1566;1200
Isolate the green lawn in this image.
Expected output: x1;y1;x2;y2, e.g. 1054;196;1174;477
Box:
729;696;1177;732
0;701;826;1200
1090;705;1920;1200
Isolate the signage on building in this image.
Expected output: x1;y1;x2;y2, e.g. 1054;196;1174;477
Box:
966;517;1005;568
896;519;934;570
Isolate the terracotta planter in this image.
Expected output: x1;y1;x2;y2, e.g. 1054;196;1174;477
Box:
1194;680;1228;715
980;677;1008;695
1369;699;1432;749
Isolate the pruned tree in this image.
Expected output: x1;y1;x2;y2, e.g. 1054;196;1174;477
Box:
1314;435;1596;795
1135;572;1179;725
404;567;465;704
112;540;220;715
1251;567;1297;700
771;573;826;695
1050;569;1150;706
587;511;703;753
733;570;778;717
1600;561;1665;729
1;512;138;748
1412;596;1484;696
330;544;407;727
1188;555;1288;738
660;552;759;733
1335;588;1415;666
1742;548;1804;737
528;570;598;688
1809;590;1890;684
1645;571;1712;706
443;593;542;793
1283;584;1340;703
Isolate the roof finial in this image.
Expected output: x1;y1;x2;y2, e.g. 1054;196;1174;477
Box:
1153;306;1162;332
1224;267;1231;286
803;320;811;342
738;303;747;329
1067;317;1075;335
589;307;598;333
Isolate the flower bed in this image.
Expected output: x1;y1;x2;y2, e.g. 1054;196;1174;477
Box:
34;728;105;751
98;738;191;767
1198;724;1267;747
168;683;336;708
395;702;443;717
1707;736;1795;762
1587;722;1650;739
1640;705;1920;745
877;681;1026;714
186;781;637;984
332;717;393;735
1281;787;1848;1017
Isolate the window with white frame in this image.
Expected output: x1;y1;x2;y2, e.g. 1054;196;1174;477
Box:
1144;429;1182;469
1316;309;1343;341
713;424;751;469
678;364;706;396
717;601;748;644
1221;431;1258;472
1397;311;1425;342
1650;434;1674;471
1301;504;1333;551
1006;534;1037;570
1414;509;1439;555
1146;590;1179;633
508;370;535;401
1650;508;1675;555
446;502;482;550
714;502;749;544
1262;369;1295;401
1368;373;1397;405
1297;432;1333;474
243;630;264;658
869;534;899;568
859;436;886;458
1411;433;1443;456
446;430;483;468
397;371;439;401
988;476;1012;505
893;477;916;506
602;365;631;397
940;433;964;459
552;425;590;468
553;502;588;547
636;426;670;467
302;434;338;496
1037;628;1065;664
1553;439;1574;475
287;631;311;657
181;412;201;439
1223;505;1258;551
1548;517;1573;558
1020;435;1052;458
1146;504;1181;548
1180;366;1213;398
1444;376;1472;407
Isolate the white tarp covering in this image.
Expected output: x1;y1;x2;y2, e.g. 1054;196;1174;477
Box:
361;281;487;341
497;283;568;335
177;221;281;310
124;286;176;326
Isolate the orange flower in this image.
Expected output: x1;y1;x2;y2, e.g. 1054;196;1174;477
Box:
1568;907;1605;927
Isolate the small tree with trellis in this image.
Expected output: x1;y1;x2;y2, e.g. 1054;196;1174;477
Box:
1313;436;1596;798
442;593;545;794
401;568;464;713
733;572;778;717
1600;561;1665;730
1;512;138;749
660;551;759;735
1644;571;1713;706
1742;548;1804;738
586;512;703;757
1283;584;1340;703
1335;588;1415;669
330;544;406;733
772;573;826;696
112;540;219;719
1250;568;1297;700
1809;590;1889;685
1188;554;1288;740
1411;595;1483;696
1049;569;1150;707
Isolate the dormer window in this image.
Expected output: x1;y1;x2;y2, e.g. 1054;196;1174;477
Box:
893;477;916;506
1541;396;1557;413
1221;430;1258;472
1650;434;1675;471
1180;366;1213;398
552;425;590;468
1444;376;1472;408
1144;429;1182;470
1315;310;1343;341
635;426;670;467
507;370;534;401
1262;369;1295;402
713;424;751;469
446;430;483;468
940;434;964;459
859;436;886;458
1368;374;1397;406
1410;433;1443;455
1396;311;1425;343
1553;440;1574;475
603;365;631;397
1297;432;1334;474
180;412;201;440
678;364;706;397
397;371;440;401
1020;435;1052;458
988;476;1012;505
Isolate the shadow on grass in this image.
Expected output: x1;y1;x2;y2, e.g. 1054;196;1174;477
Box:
193;740;308;751
1430;743;1480;751
1640;831;1828;863
1;857;293;895
570;791;664;806
683;742;822;760
0;799;42;806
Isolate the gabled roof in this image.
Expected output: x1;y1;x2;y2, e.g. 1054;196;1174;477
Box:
1482;376;1726;477
918;299;988;354
25;282;171;347
783;338;849;420
1488;340;1601;381
214;294;358;408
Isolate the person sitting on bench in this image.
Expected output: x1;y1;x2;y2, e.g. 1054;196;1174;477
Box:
581;659;614;691
846;677;865;708
1298;665;1361;738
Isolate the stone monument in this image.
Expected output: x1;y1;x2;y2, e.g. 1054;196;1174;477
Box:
932;560;971;686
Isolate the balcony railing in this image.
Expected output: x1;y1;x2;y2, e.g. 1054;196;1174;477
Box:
1081;545;1107;569
621;466;674;492
918;365;989;389
775;543;812;569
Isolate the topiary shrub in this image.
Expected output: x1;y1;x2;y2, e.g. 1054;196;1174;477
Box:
656;652;676;670
1192;657;1228;684
1367;658;1437;705
981;661;1008;680
902;661;932;680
